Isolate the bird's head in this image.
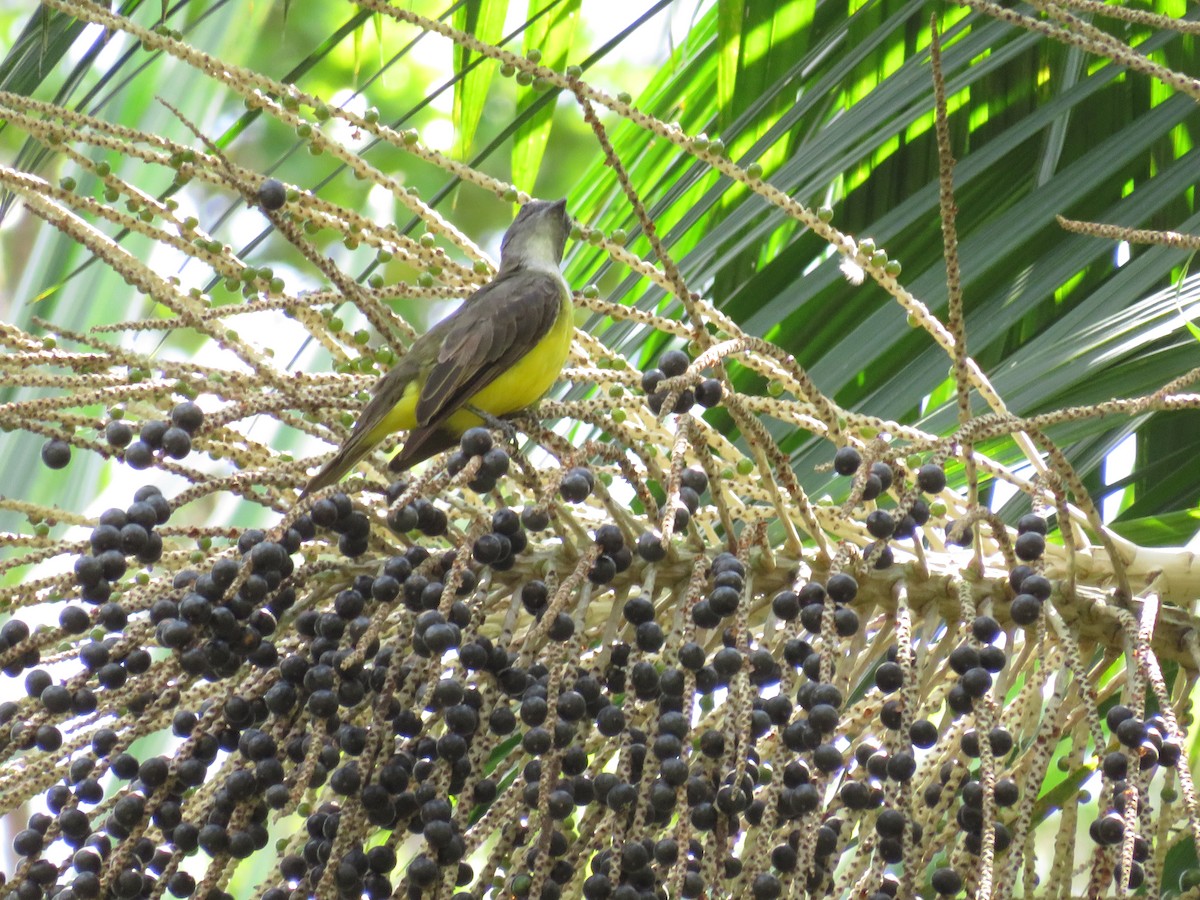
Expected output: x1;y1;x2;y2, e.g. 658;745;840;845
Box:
498;198;570;272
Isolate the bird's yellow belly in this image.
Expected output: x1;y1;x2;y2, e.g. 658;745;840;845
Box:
368;293;573;443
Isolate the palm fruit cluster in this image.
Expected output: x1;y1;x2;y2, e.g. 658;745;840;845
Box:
0;6;1196;889
2;314;1196;900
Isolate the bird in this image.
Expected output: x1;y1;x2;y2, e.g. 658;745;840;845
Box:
300;198;573;498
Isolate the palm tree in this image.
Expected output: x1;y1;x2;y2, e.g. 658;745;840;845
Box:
1;1;1199;897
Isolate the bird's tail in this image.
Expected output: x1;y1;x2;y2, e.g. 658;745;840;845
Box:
298;429;377;500
387;427;458;474
299;426;459;500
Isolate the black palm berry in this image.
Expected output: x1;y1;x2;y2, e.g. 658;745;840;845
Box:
547;613;574;641
479;447;510;480
833;446;861;476
641;368;665;395
839;781;870;810
74;555;102;589
489;508;519;537
1160;741;1182;768
588;555;616;585
594;524;624;555
1101;750;1128;780
1093;812;1124;845
1116;717;1145;748
60;605;90;634
13;828;43;856
1004;568;1032;599
170;401;205;433
960;667;992;697
862;473;883;502
910;719;937;748
880;700;903;730
472;533;506;565
1;619;28;647
708;584;740;616
771;590;800;620
161;426;192;459
979;646;1007;672
887;751;916;782
711;553;744;580
386;504;418;534
407;855;438;886
931;867;962;895
559;468;594;503
41;684;71;713
140;419;168;448
678;641;705;671
995;777;1019;806
950;646;980;676
751;873;782;899
25;670;51;698
1020;574;1051;600
41;438;71;469
809;703;839;733
871;461;894;491
124;441;154;469
813;744;842;772
1014;531;1045;561
623;595;654;625
834;607;859;636
459;426;492;456
945;520;973;547
659;349;690;377
695;378;723;407
826;573;857;603
1010;594;1041;625
1017;513;1047;534
257;178;287;210
875;808;906;838
946;684;973;715
863;541;889;572
971;615;1000;643
923;783;942;808
865;509;894;539
917;463;946;493
414;501;447;536
649;386;694;415
711;647;742;680
105;420;133;448
520;580;549;616
875;662;903;693
636;531;666;562
1119;861;1144;890
691;601;719;629
521;507;550;532
910;498;930;524
681;472;709;504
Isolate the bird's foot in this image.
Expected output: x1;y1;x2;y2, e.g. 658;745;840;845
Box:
465;405;520;449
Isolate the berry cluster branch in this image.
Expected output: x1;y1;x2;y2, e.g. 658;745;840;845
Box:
1050;0;1200;33
958;0;1200;101
3;6;1200;900
567;83;710;351
1058;214;1200;251
930;20;983;577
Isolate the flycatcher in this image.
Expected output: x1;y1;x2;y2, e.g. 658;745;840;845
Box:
301;199;573;497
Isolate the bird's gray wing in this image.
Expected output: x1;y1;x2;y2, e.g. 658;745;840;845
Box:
299;317;449;497
414;268;566;427
303;269;565;493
